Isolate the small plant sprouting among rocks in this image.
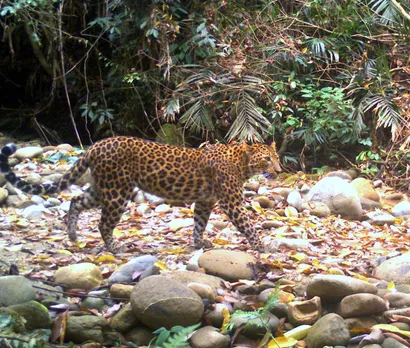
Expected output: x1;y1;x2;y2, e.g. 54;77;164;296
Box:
224;287;280;336
148;323;201;348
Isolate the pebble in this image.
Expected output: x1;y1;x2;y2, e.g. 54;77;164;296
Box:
54;263;103;290
190;326;229;348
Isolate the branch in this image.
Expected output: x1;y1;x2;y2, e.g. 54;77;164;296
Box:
24;22;54;77
391;0;410;21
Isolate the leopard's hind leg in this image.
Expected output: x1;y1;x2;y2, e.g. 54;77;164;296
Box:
67;185;101;242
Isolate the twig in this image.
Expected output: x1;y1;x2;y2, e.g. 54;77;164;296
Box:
57;0;83;149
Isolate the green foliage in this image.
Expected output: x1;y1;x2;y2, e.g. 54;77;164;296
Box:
149;323;200;348
224;287;279;334
80;102;115;125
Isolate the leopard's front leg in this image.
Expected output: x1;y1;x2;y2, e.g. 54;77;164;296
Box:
193;200;216;249
216;185;265;252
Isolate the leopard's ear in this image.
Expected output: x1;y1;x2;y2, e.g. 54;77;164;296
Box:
270;142;277;151
239;142;251;166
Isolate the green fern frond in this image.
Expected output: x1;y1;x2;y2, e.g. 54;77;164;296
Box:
150;323;200;348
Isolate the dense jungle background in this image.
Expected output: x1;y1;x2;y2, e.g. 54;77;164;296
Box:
0;0;409;188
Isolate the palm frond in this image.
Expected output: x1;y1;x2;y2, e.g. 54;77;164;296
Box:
226;92;270;142
179;100;215;134
305;38;339;63
369;0;399;25
363;94;403;140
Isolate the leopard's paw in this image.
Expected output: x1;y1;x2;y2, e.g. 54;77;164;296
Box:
194;239;213;249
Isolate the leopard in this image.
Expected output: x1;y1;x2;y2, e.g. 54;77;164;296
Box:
0;137;281;252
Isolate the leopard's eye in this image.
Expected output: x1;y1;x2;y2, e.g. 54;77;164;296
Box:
264;156;271;161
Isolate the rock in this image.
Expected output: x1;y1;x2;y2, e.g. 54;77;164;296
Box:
392;201;410;217
338;293;387;317
130;275;204;329
344;316;379;331
198;250;256;282
285;206;299;217
0;187;8;204
271;238;316;251
305;177;362;219
361;197;382;210
0;174;6;187
110;284;134;300
43;173;64;183
0;307;26;333
0;276;36;306
187;282;215;302
366;211;395;225
8;300;52;329
305;313;350;348
5;182;18;195
261;220;285;229
253;196;274;208
108;255;158;284
31;195;46;205
374;253;410;285
163;270;223;291
271;187;293;199
190;326;229;348
123;326;155;346
14;146;43;160
326;171;353;181
56;143;74;152
245;181;260;192
301;201;331;217
81;296;105;310
136;203;152;216
20;205;51;219
288;296;322;326
352;178;380;202
382;337;408;348
54;263;103;290
46;197;61;206
385;292;410;308
287;190;303;211
204;303;231;328
146;193;166;206
111;303;140;333
231;311;279;339
66;312;119;345
26;173;42;185
306;275;377;303
211;220;229;230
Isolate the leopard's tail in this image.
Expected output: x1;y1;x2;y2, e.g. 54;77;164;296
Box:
0;144;89;196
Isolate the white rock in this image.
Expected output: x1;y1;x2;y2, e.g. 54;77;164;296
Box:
60;201;71;212
287;190;303;211
14;147;43;160
155;204;171;213
20;205;50;219
392;201;410;217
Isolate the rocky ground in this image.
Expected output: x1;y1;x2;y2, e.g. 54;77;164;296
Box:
1;134;410;348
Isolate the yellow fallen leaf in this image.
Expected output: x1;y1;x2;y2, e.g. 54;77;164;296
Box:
158;248;186;254
75;241;87;248
279;290;295;304
213;238;231;245
387;281;396;291
220;307;231;332
16;219;29;227
251;201;265;214
284;324;311;340
372;324;410;338
55;250;73;255
94;254;117;264
268;336;298;347
154;261;169;271
290;253;306;262
113;228;123;237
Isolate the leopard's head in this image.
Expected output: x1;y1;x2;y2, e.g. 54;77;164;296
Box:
248;142;281;179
